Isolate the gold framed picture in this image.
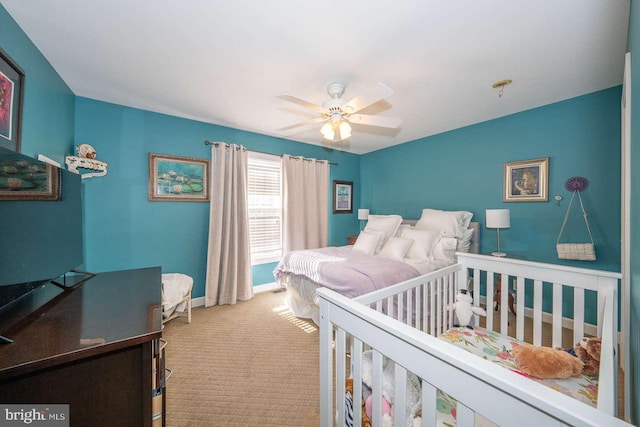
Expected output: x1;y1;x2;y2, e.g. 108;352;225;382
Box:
149;153;210;202
503;157;549;202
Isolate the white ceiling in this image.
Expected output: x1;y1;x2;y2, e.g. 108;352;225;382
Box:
1;0;630;155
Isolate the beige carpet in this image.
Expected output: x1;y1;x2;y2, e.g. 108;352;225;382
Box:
162;290;320;426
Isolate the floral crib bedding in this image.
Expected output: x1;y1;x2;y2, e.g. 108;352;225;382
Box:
346;327;597;427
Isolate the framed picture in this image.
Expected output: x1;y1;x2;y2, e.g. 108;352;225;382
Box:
333;180;353;213
149;153;210;202
0;48;25;153
503;157;549;202
0;153;60;200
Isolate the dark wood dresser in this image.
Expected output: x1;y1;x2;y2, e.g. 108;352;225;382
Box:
0;267;165;426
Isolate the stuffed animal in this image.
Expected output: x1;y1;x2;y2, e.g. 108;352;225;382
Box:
574;337;601;377
512;345;584;379
493;276;516;314
345;378;371;427
448;289;486;328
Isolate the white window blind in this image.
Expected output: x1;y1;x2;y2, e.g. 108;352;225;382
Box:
247;152;282;264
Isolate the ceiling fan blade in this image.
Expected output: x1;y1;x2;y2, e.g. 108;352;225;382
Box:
277;116;328;131
347;114;402;128
341;82;394;114
277;94;327;114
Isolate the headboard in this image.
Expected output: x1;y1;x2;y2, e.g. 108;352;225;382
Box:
401;220;480;255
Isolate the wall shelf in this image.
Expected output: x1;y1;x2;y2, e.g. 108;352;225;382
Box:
65;156;108;179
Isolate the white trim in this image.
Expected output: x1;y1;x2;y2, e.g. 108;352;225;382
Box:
190;282;280;309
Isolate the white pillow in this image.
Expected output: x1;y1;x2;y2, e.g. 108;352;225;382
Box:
456;228;474;253
394;223;412;237
401;229;443;260
378;237;413;260
352;230;383;256
432;237;459;264
415;209;473;238
364;214;403;245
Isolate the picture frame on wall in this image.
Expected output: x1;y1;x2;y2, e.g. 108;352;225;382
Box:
149;153;210;202
0;150;60;200
0;48;25;153
333;180;353;214
503;157;549;202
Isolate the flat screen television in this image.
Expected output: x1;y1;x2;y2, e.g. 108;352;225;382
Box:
0;146;86;343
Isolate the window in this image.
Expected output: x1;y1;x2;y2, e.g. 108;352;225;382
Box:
247;152;282;264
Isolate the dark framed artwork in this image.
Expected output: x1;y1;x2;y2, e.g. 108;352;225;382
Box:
149;152;210;202
0;48;25;153
503;157;549;202
332;180;353;214
0;150;60;200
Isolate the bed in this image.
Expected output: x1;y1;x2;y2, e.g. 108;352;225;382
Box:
274;210;479;324
318;253;628;427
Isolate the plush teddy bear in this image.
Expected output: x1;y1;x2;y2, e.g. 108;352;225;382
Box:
512;345;584;379
574;337;601;377
448;289;486;328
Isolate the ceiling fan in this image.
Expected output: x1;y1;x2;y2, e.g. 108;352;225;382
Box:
277;82;402;142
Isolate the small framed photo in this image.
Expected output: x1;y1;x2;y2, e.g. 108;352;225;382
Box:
333;180;353;214
149;153;210;202
503;157;549;202
0;150;60;200
0;48;25;153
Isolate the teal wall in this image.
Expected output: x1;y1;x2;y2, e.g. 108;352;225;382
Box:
0;6;75;162
74;97;361;298
627;0;640;423
361;88;622;272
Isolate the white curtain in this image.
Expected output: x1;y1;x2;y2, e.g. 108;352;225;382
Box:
282;155;329;253
205;143;253;307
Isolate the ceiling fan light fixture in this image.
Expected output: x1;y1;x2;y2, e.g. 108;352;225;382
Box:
320;122;335;140
339;121;351;139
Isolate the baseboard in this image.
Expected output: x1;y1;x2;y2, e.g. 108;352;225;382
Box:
190;282;280;309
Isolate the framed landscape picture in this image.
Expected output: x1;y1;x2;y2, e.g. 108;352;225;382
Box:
333;180;353;214
149;153;210;202
0;150;60;200
0;48;25;153
503;157;549;202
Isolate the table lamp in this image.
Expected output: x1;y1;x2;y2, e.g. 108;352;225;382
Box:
486;209;510;257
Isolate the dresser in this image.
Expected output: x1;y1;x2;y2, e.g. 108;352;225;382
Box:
0;267;165;427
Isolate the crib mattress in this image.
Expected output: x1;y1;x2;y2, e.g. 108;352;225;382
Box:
439;327;598;408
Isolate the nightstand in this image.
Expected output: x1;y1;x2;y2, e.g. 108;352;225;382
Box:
347;235;358;245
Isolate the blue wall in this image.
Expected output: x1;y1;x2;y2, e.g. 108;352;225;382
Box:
74;97;361;298
361;88;622;272
0;6;75;162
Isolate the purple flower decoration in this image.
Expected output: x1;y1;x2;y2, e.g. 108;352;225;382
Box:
565;176;589;192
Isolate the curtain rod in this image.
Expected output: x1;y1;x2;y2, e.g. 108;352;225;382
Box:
203;140;338;166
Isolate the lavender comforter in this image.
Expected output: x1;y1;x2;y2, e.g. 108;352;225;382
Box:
273;246;420;298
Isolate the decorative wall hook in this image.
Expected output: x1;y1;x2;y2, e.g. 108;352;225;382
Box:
554;195;563;207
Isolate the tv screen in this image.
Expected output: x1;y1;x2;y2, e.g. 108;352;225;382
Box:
0;146;83;311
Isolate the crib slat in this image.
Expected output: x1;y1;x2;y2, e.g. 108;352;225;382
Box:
421;381;438;427
500;273;509;334
352;338;363;427
552;283;563;348
516;277;525;341
394;363;407;427
407;288;413;325
372;351;383;425
486;273;494;331
318;299;333;427
429;281;436;335
415;286;421;329
336;328;347;427
456;401;474;427
397;293;404;322
574;288;585;343
436;278;442;335
533;280;543;346
387;296;393;319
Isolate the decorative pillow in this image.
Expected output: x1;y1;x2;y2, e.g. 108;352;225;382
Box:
352;230;383;256
456;228;474;253
432;237;459;264
394;223;412;237
415;209;473;238
378;237;413;260
364;215;403;246
401;229;443;260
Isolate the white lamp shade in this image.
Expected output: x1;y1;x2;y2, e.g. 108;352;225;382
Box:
486;209;510;229
358;209;370;220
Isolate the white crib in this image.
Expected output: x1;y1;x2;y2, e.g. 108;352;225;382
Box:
318;253;629;427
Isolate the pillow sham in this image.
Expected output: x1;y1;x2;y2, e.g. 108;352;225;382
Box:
432;237;459;264
352;230;383;256
456;227;474;253
401;229;443;260
394;223;412;237
364;214;403;245
415;208;473;238
379;237;413;260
